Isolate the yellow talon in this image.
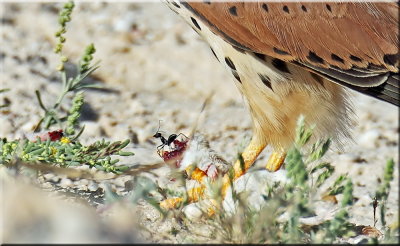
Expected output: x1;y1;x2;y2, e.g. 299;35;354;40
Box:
222;137;266;197
265;150;286;172
161;137;268;211
232;138;266;179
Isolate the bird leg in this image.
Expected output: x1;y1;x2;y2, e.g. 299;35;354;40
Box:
159;139;287;211
265;149;286;172
160;137;266;210
221;137;266;196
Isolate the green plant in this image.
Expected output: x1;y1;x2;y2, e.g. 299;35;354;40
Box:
279;116;353;243
0;1;133;173
317;178;355;243
34;1;100;133
1;138;132;174
374;159;397;243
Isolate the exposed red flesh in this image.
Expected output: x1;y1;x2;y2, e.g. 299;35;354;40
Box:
161;139;188;168
48;129;64;141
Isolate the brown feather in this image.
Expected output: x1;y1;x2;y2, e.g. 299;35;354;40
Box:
185;1;399;73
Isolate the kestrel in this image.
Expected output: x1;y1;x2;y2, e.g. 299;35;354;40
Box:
161;1;399;205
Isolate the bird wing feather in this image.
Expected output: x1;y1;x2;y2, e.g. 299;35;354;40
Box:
184;1;399;105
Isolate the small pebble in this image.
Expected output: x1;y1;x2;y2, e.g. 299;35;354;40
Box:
347;236;371;244
60;178;73;188
182;203;203;221
20;121;37;132
79;179;89;186
113;15;136;32
358;129;380;149
110;126;130;142
51;176;61;183
82;121;102;137
41;182;53;189
88;181;99;192
124;180;134;191
0;118;13;136
43;173;55;180
129;100;146;115
78;185;88;191
76;165;90;171
98;182;108;191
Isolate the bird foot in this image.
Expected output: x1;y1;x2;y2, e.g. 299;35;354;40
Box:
159;137;267;211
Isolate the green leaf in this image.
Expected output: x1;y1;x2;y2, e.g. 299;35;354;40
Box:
119;139;130;149
117;151;134;156
316;169;334;188
307;138;331;163
327;174;347;196
310;162;334;174
294;115;314;147
67;161;81;166
341;179;353;207
29;147;45;155
115;165;130;172
286;147;308;187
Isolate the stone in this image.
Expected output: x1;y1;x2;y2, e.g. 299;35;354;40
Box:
358;130;380;149
88;181;99;192
60;178;73;188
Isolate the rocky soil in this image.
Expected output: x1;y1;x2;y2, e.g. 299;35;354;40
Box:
1;2;398;243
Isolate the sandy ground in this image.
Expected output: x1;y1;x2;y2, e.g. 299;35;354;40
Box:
0;2;398;243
